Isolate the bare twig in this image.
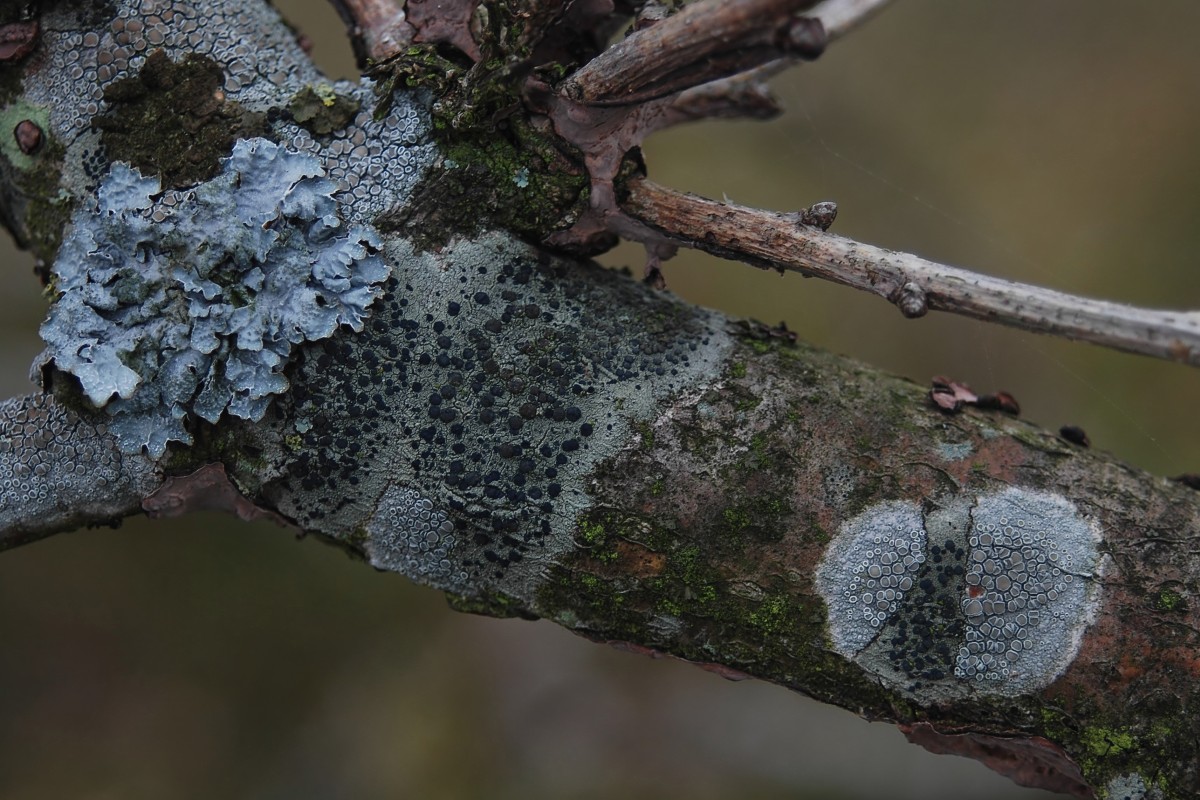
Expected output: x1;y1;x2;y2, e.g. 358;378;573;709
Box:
622;179;1200;367
325;0;412;66
810;0;895;40
644;0;894;130
560;0;827;106
657;64;786;129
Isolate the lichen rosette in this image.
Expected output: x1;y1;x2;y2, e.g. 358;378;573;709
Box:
38;137;389;457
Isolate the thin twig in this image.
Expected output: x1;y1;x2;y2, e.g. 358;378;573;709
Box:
560;0;827;106
622;179;1200;367
810;0;895;40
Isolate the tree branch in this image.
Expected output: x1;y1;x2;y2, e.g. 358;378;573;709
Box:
810;0;894;39
621;178;1200;367
2;1;1198;797
559;0;828;106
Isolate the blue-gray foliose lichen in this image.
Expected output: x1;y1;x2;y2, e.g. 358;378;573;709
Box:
20;0;438;456
263;233;732;598
38;139;389;456
816;487;1103;699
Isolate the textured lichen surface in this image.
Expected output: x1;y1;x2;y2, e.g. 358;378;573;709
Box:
39;139;389;456
0;393;158;542
20;0;439;455
19;0;435;223
261;232;731;598
817;487;1104;699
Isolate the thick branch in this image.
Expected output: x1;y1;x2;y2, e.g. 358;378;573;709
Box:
2;1;1198;797
623;178;1200;367
560;0;827;106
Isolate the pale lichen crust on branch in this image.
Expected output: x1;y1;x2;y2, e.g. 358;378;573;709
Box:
262;232;731;598
2;1;1200;797
816;487;1104;699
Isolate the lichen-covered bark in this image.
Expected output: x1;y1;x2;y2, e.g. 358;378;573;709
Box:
0;393;160;546
0;2;1198;799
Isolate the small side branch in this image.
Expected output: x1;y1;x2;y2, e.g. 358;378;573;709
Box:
810;0;895;39
0;394;161;550
560;0;827;106
622;179;1200;367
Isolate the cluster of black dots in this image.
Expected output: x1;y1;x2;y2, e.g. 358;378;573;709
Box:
955;517;1078;683
267;238;725;592
365;485;463;586
0;394;156;529
883;537;967;683
27;0;435;219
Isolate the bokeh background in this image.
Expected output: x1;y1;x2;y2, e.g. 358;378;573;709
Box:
2;1;1199;798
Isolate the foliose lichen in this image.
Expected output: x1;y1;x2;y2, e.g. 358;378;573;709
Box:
38;137;389;457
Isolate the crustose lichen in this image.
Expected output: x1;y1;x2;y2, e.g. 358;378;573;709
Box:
38;137;390;457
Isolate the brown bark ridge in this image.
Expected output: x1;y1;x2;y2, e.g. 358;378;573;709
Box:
0;1;1196;799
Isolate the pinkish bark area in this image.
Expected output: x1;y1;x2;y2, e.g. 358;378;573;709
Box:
525;334;1200;797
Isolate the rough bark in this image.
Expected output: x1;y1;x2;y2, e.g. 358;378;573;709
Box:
0;2;1196;799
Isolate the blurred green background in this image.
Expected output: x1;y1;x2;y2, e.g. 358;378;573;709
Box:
2;1;1198;798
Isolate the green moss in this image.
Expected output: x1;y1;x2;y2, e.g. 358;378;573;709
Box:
730;361;747;379
722;506;751;529
288;84;360;136
371;35;595;249
446;589;534;619
749;432;769;467
634;421;655;451
649;479;665;497
1154;588;1185;612
1082;726;1137;757
94;50;269;189
748;593;795;636
578;518;606;546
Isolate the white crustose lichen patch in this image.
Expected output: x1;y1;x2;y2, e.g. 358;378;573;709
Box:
815;500;927;658
955;487;1103;694
816;487;1104;698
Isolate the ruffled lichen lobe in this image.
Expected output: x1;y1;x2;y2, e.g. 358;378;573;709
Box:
38;138;389;456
